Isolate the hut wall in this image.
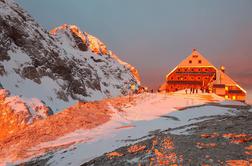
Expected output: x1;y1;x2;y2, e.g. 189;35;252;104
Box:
166;67;216;92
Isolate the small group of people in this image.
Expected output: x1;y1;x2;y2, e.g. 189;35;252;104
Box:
137;86;154;94
185;88;198;94
185;87;209;94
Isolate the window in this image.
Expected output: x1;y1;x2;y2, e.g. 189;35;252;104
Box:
198;77;201;80
198;60;202;64
225;86;229;91
189;60;192;64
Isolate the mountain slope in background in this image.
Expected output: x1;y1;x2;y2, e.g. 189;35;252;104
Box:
0;0;140;112
50;24;141;85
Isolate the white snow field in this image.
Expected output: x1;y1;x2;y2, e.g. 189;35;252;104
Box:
14;92;247;166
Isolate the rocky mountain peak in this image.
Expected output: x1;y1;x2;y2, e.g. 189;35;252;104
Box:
51;24;141;84
0;1;140;113
50;24;108;55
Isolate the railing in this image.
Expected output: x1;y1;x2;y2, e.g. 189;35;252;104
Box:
167;80;202;85
175;71;216;75
228;90;244;94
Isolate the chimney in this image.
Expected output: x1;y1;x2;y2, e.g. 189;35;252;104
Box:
220;66;225;73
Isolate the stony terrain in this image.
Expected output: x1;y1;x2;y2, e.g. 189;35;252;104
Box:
82;106;252;166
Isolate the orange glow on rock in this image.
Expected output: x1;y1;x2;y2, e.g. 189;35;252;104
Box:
0;96;141;162
106;151;123;159
0;89;51;140
0;98;28;139
84;32;108;55
196;142;217;149
225;160;251;166
50;24;108;55
222;133;252;144
0;99;115;161
245;145;252;155
200;133;219;139
154;149;179;165
222;133;248;139
230;137;252;144
50;24;141;85
127;144;146;153
162;137;175;150
148;137;183;165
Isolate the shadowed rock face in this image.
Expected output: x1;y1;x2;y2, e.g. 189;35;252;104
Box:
72;32;88;52
0;0;140;112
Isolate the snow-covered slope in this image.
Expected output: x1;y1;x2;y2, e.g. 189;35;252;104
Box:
0;0;140;112
1;92;248;165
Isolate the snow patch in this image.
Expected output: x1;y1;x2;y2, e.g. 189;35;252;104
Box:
20;93;240;166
